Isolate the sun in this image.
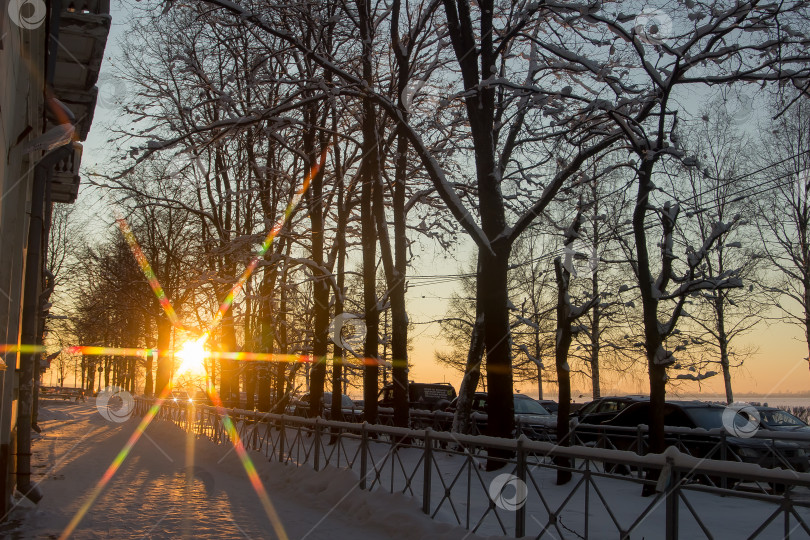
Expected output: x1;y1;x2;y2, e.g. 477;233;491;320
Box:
175;337;208;376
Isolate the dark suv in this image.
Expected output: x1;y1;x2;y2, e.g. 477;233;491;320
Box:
292;392;363;422
572;395;649;425
378;382;457;411
447;392;555;440
603;401;810;474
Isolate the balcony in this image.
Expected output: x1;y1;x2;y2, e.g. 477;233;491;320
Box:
45;0;111;203
50;144;83;204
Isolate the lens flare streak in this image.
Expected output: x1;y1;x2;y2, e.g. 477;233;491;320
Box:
58;366;291;539
52;149;331;540
207;147;328;337
203;381;289;540
1;344;386;369
58;383;174;540
116;217;180;327
1;344;387;371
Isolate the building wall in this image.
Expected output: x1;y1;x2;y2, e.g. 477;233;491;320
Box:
0;4;48;514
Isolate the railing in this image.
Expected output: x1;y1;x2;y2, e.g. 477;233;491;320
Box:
378;408;810;477
134;398;810;539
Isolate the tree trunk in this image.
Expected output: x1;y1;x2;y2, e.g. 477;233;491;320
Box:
480;244;514;444
258;266;276;412
389;0;412;429
272;260;290;414
452;311;484;435
220;309;237;407
331;162;347;431
143;316;153;396
442;0;514;466
554;258;573;485
633;163;667;456
357;0;381;425
144;349;154;397
87;361;96;395
591;270;601;400
245;364;256;410
305;122;329;420
534;333;543;400
715;295;733;404
155;315;172;396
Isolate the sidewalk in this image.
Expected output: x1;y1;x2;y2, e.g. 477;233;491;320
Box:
12;400;487;539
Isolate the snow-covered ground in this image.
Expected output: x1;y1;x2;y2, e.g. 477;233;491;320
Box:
9;401;492;539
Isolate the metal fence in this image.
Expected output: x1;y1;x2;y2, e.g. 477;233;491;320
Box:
134;398;810;539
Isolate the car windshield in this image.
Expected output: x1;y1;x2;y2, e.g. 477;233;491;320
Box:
541;402;558;413
684;407;727;430
322;393;356;408
760;409;806;427
579;401;599;414
514;397;550;415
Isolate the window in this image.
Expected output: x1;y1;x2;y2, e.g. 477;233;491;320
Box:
597;401;620;413
761;410;805;427
684;407;726;430
579;401;599;414
514;398;550;415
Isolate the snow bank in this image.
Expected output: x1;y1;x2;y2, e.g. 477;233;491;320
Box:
268;464;482;539
37;406;74;422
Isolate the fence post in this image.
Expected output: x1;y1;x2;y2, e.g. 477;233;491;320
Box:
252;415;258;450
515;437;527;537
423;428;432;515
665;456;679;540
360;422;369;490
314;418;321;471
720;431;727;489
279;415;286;463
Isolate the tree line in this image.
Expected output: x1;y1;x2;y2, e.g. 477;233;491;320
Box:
44;0;810;473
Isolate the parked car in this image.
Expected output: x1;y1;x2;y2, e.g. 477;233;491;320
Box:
237;392;260;408
572;395;649;425
601;401;810;474
536;399;559;415
755;406;810;432
292;392;363;422
447;392;556;440
378;382;457;411
171;391;193;404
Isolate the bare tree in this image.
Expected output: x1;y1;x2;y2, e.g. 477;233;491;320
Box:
553;208;599;484
757;93;810;367
673;109;766;402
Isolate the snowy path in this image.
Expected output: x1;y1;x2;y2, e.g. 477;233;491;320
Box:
11;401;488;539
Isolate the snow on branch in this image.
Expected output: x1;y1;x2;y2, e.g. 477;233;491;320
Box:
675;370;718;382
